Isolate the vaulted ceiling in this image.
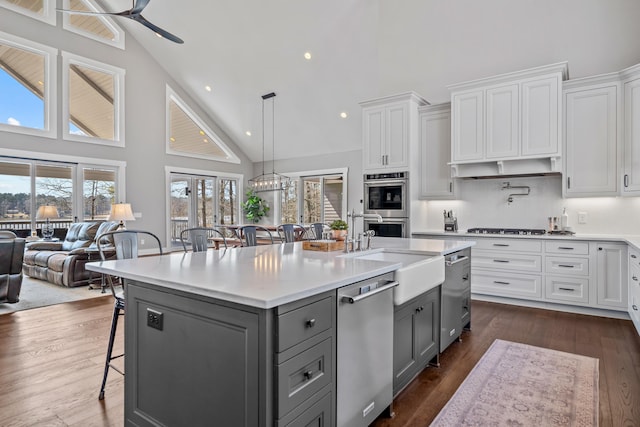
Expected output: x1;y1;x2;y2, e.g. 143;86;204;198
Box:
96;0;640;164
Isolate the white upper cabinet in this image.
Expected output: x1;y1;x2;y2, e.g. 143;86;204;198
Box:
564;76;620;197
448;63;567;178
622;65;640;195
419;103;456;199
452;90;484;161
361;92;428;173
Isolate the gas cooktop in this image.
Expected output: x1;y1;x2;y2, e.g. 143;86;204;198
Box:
467;227;547;236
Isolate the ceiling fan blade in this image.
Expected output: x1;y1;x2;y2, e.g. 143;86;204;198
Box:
131;0;152;15
134;14;184;44
56;8;119;16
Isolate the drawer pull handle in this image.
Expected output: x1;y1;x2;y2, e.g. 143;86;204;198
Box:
493;243;510;247
415;306;425;313
303;370;314;380
633;276;638;282
631;254;638;259
306;318;316;328
494;281;510;285
462;274;469;281
558;247;574;250
633;305;638;311
558;287;575;292
493;259;510;263
558;264;575;268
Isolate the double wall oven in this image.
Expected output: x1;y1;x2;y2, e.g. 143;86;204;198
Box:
363;172;409;238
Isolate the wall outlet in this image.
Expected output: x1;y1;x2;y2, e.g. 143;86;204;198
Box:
578;212;588;224
147;308;163;331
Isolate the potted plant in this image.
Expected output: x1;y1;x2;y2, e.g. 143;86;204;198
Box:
329;219;348;241
242;189;270;223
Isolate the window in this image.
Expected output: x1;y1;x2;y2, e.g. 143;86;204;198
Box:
279;169;347;225
0;151;124;234
61;0;124;49
166;86;240;163
62;51;125;146
0;0;55;25
0;31;57;138
167;168;241;247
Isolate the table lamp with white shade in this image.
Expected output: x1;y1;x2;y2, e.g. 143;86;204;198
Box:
109;203;135;229
36;205;59;240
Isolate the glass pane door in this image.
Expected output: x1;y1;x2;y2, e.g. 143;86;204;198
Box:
170;175;190;247
194;177;215;227
302;175;343;224
217;178;238;237
83;167;115;221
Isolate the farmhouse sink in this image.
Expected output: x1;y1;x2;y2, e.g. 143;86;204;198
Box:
351;251;445;305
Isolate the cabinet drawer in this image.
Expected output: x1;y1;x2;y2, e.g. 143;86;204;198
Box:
472;270;542;299
277;390;332;427
629;249;640;269
545;276;589;304
545;241;589;255
472;238;542;253
472;250;542;272
277;297;333;352
545;257;589;276
277;338;333;417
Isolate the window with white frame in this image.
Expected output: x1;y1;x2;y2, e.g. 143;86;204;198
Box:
0;0;56;25
166;86;240;163
61;0;125;49
62;51;125;146
0;30;57;138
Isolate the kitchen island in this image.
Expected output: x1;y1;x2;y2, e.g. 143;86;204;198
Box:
86;237;473;427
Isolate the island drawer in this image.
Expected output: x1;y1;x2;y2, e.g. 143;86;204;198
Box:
276;296;333;352
472;270;542;299
545;276;589;305
276;337;333;417
472;251;542;273
545;241;589;255
472;239;542;253
545;256;589;276
276;389;332;427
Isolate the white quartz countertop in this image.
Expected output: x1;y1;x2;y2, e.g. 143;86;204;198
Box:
86;238;473;309
413;229;640;251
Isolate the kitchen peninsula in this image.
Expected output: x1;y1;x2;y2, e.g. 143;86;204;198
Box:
86;237;473;427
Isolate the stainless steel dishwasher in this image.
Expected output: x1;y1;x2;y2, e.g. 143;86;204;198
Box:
440;248;471;353
337;273;398;427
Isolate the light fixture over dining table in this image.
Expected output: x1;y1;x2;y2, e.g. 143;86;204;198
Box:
248;92;291;192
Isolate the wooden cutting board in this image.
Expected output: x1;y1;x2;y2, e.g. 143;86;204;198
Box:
303;240;344;252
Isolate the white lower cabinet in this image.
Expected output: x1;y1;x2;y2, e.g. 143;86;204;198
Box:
595;242;627;309
545;276;590;305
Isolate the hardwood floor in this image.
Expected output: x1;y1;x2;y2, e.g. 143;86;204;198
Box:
0;298;638;426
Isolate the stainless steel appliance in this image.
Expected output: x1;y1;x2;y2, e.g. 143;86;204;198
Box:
337;274;398;426
440;248;471;353
363;172;409;237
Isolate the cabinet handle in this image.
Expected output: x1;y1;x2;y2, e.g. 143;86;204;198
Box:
625;174;629;188
462;274;469;281
449;182;453;193
493;243;510;247
303;370;314;380
633;276;638;282
494;281;510;285
558;264;575;268
631;254;637;259
559;287;575;292
306;318;316;328
598;247;603;251
493;259;510;263
557;247;574;250
415;306;424;313
567;176;571;189
633;305;638;311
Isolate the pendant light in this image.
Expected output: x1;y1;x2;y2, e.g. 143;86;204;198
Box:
248;92;290;192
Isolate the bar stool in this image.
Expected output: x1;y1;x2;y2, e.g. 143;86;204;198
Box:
235;225;274;246
180;227;227;252
276;224;307;243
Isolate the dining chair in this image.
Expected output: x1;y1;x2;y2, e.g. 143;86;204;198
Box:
180;227;227;252
276;223;307;243
310;222;325;240
235;225;274;247
96;229;163;400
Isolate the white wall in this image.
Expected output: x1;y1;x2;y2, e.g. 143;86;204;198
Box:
416;175;640;236
0;7;253;246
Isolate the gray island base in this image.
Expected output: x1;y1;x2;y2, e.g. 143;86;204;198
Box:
86;238;473;426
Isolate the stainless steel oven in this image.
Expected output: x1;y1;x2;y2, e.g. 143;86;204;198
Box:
364;218;408;238
364;172;408;218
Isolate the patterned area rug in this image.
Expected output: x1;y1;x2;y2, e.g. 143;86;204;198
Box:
430;339;599;426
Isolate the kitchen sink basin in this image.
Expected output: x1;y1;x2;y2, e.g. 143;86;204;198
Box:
351;251;445;305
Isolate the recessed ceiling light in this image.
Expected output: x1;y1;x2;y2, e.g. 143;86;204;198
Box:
205;85;212;92
340;112;348;119
304;52;312;60
246;131;252;136
199;130;205;136
37;80;43;86
156;33;162;39
170;137;175;142
203;138;208;143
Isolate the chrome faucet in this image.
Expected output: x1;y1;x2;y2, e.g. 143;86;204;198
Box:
347;209;382;249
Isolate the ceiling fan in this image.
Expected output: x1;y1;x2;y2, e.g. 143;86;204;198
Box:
57;0;184;44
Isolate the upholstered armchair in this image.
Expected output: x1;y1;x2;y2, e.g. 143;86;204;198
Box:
0;231;26;303
22;221;119;288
